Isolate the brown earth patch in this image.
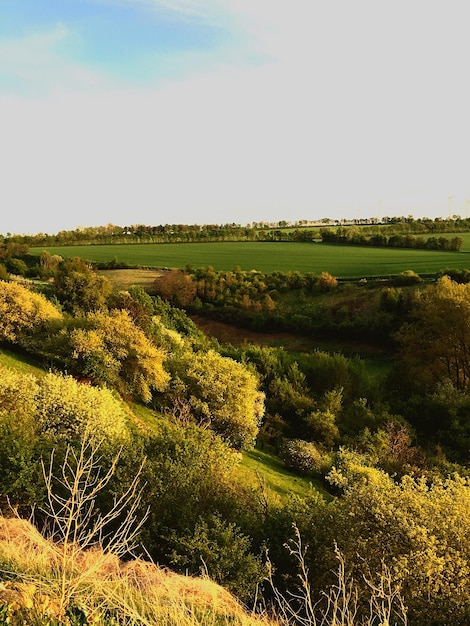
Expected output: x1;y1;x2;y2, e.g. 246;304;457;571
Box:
190;315;317;351
190;314;388;358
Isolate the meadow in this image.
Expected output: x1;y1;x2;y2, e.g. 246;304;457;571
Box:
31;240;470;278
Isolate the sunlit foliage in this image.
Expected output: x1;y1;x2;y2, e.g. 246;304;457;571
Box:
165;350;264;448
0;280;62;343
397;276;470;391
59;309;170;402
0;366;130;444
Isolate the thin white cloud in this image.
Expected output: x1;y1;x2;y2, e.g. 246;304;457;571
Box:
0;25;113;95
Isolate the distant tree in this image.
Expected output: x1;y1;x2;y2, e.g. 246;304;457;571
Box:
4;257;28;276
451;236;464;251
108;286;155;333
304;388;341;447
153;271;197;306
39;250;63;272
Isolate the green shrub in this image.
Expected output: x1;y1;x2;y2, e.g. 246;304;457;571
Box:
280;439;328;476
393;269;422;285
4;258;28;276
168;514;267;603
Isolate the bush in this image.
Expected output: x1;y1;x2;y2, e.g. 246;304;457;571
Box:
317;272;338;292
0;366;131;444
322;471;470;625
4;257;28;276
393;269;422;286
136;421;242;560
54;309;170;403
280;439;328;476
0;280;62;344
163;350;264;449
0;366;131;504
34;371;131;444
169;514;267;603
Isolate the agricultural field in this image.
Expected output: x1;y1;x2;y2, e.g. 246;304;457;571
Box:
31;240;470;278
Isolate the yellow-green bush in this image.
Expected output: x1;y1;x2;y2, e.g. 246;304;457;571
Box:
0;366;129;444
0;280;62;344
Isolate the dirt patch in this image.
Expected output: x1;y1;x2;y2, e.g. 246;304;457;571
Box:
190;315;317;350
190;314;389;358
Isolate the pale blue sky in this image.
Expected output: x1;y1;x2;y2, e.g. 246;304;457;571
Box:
0;0;469;235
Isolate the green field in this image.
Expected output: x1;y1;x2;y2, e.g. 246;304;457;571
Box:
30;241;470;278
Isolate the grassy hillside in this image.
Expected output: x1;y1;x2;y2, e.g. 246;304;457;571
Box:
237;448;329;502
0;348;321;508
127;400;322;504
0;347;47;377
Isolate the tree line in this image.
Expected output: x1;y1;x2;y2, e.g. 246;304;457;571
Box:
3;215;470;247
321;226;464;250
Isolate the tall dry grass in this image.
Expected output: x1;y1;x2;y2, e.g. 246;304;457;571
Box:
0;515;274;625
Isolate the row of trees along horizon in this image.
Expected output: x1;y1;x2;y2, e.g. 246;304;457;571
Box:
3;245;470;623
2;214;470;247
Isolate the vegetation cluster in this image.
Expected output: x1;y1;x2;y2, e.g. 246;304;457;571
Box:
3;228;470;624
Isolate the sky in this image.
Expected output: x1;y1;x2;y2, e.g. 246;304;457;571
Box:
0;0;469;235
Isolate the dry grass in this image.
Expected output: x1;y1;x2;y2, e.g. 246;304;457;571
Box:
0;516;275;626
97;268;164;292
0;516;408;626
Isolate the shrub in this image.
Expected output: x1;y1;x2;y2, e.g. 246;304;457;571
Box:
169;514;267;604
0;280;62;344
57;309;170;402
280;439;328;476
393;269;422;285
317;272;338;292
0;365;131;446
34;371;131;444
322;471;470;625
4;257;28;276
163;350;264;449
